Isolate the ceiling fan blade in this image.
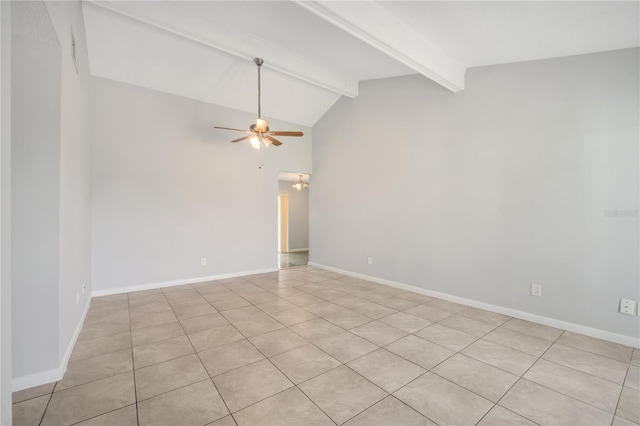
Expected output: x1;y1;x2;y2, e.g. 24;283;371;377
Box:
266;136;283;146
266;131;304;137
231;135;251;143
214;126;250;133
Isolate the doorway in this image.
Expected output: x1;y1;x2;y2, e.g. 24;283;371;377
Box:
278;172;310;268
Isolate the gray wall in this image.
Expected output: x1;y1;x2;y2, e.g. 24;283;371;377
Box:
279;180;310;251
0;1;11;421
10;0;92;384
11;28;61;377
90;76;312;292
311;48;639;338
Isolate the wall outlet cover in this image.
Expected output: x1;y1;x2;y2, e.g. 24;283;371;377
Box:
531;283;542;297
620;299;636;315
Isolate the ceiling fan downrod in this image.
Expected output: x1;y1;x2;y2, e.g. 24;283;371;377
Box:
254;57;263;119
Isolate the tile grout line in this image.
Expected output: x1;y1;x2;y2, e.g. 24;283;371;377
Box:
536;343;631;387
193;281;318;423
610;361;632;425
36;387;55;426
66;404;137;426
23;267;638;426
169;294;237;425
194;279;381;425
129;292;141;426
369;313;548;425
203;274;530;425
49;299;137;425
487;329;567;426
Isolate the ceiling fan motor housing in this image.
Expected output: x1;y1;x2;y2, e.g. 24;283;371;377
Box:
255;118;268;133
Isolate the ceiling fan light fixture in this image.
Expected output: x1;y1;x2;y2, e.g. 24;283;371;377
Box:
250;136;261;150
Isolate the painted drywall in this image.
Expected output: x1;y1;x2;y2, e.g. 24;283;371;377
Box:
90;76;312;292
11;29;61;379
311;48;639;339
10;0;92;387
44;0;92;368
278;180;309;251
0;1;11;422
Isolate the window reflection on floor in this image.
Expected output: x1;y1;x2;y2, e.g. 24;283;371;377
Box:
279;251;309;268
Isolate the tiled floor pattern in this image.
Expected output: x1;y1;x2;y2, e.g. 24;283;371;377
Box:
12;266;640;426
278;251;309;268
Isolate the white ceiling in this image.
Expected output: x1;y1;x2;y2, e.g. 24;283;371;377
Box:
378;1;640;68
82;1;639;127
279;172;310;183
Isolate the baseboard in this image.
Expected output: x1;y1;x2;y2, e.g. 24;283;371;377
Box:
12;267;281;391
12;296;92;392
309;262;640;349
285;248;309;253
92;267;280;297
11;368;62;393
59;296;92;382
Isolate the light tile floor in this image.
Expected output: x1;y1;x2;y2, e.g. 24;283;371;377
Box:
12;266;640;426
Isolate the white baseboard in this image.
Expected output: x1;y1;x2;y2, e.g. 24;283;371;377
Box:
309;262;640;349
12;267;281;392
12;296;92;392
59;296;92;381
11;368;62;393
285;248;309;253
92;267;280;297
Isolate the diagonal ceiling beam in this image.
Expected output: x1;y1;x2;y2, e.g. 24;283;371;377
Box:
86;1;359;98
293;1;466;92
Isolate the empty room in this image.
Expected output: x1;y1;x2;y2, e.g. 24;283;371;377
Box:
1;0;639;425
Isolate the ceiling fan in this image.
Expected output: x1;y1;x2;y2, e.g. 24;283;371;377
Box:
214;58;303;149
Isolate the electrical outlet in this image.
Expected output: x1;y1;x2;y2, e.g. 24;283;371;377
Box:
531;283;542;297
201;258;207;266
367;257;373;265
620;299;636;315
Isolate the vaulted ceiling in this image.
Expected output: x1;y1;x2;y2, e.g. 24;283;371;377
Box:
82;1;639;127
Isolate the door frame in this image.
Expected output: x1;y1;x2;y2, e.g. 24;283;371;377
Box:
278;194;289;253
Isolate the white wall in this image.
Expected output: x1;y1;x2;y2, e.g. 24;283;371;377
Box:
279;180;309;251
311;48;639;340
90;76;312;293
10;0;92;389
44;0;92;367
11;32;61;378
